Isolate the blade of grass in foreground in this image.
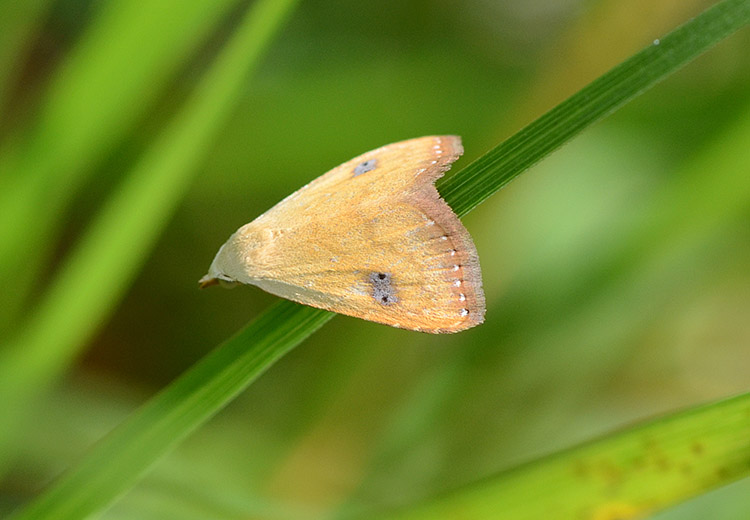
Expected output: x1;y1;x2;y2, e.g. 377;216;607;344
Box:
384;393;750;520
11;301;333;520
0;0;299;470
11;0;749;518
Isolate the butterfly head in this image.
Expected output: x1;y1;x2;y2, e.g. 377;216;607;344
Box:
199;223;273;288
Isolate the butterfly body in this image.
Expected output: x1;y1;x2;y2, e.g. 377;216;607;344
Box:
201;136;485;333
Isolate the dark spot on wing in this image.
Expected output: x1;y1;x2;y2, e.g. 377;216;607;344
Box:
354;159;377;176
370;272;397;305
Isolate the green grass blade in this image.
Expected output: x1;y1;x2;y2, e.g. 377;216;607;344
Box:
9;301;333;520
0;0;238;329
437;0;750;217
0;0;299;467
384;393;750;520
10;0;748;518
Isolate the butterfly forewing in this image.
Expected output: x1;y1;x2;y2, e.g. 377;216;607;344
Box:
202;136;485;333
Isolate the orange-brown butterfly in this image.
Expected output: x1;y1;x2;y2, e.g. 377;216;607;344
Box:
200;136;484;333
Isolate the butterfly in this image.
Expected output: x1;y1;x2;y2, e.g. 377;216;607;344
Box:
200;136;485;333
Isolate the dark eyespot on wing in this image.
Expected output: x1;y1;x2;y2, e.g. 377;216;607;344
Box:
354;159;377;176
370;271;397;305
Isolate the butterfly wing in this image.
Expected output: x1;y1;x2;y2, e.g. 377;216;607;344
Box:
203;136;485;333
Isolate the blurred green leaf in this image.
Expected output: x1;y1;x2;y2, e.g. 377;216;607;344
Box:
9;0;749;519
0;0;238;329
0;0;299;471
385;393;750;520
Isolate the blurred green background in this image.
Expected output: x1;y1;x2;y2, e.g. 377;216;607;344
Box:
1;0;749;518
